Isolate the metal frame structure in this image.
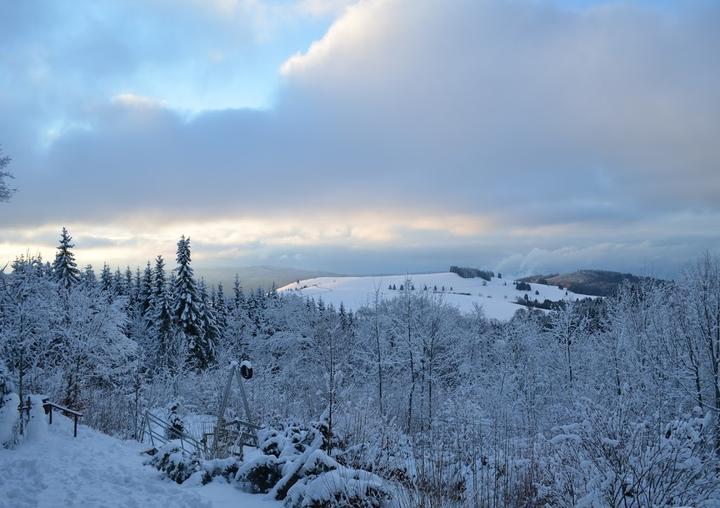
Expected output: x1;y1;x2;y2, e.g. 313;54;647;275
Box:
211;362;257;457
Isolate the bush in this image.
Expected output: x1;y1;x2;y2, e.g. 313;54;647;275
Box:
146;441;202;484
285;468;391;508
146;441;240;485
236;455;282;493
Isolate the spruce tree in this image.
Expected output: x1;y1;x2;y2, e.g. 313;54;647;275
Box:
215;282;228;335
149;255;176;375
52;227;80;289
233;274;245;311
152;256;166;297
140;261;153;316
198;280;219;365
113;268;124;295
173;236;207;369
124;267;134;304
100;263;113;292
81;264;96;288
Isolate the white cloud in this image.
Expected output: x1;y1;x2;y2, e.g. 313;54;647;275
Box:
111;93;167;110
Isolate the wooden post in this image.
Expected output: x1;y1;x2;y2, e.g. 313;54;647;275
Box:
49;406;53;425
73;415;78;438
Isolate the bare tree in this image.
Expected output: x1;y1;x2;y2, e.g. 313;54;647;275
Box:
0;147;14;202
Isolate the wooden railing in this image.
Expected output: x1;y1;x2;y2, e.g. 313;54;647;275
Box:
18;397;84;437
44;401;83;437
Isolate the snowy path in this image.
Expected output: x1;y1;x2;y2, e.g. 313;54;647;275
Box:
0;412;278;508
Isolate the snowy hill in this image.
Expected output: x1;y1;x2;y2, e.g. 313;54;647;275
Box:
278;272;593;320
0;409;278;508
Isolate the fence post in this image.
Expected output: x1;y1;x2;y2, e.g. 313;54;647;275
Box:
49;405;53;425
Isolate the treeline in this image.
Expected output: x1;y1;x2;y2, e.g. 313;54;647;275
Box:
449;265;496;281
0;228;279;412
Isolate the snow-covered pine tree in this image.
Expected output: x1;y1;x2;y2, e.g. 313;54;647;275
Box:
124;267;134;304
269;282;278;299
173;236;208;370
140;261;153;316
152;256;166;297
148;255;178;376
215;282;228;335
248;287;270;339
198;280;219;366
80;264;96;288
113;268;125;295
233;274;245;311
100;263;113;293
52;227;80;289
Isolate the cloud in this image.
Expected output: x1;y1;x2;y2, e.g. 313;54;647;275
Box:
1;0;719;274
111;93;167;110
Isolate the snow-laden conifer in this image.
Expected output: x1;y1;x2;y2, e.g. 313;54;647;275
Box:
52;227;80;289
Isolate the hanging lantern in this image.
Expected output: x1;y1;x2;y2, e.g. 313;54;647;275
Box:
240;360;253;380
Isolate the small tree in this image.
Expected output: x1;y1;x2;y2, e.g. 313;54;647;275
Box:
0;147;14;202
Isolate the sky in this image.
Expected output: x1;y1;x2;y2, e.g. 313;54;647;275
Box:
0;0;719;278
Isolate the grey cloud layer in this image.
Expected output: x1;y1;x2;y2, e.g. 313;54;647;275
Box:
1;0;719;274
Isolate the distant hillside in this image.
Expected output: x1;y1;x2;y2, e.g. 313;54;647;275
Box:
519;270;653;297
195;265;342;291
279;271;593;321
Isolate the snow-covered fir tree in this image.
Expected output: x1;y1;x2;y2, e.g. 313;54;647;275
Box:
100;263;113;293
80;264;96;288
139;261;153;317
233;274;245;311
172;236;209;370
197;279;219;366
214;282;228;335
147;255;177;376
52;227;80;289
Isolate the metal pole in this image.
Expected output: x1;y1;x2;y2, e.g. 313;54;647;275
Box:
235;369;254;426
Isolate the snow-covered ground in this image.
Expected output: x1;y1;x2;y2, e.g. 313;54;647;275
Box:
279;272;593;320
0;409;278;508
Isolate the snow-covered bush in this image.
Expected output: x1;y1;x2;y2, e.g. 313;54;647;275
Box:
146;440;242;485
547;405;720;507
250;419;393;507
235;454;282;493
146;441;202;484
285;467;390;508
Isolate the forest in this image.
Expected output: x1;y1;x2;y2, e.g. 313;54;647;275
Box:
2;228;720;506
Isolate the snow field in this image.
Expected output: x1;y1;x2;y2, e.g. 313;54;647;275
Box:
0;409;278;508
279;271;592;320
